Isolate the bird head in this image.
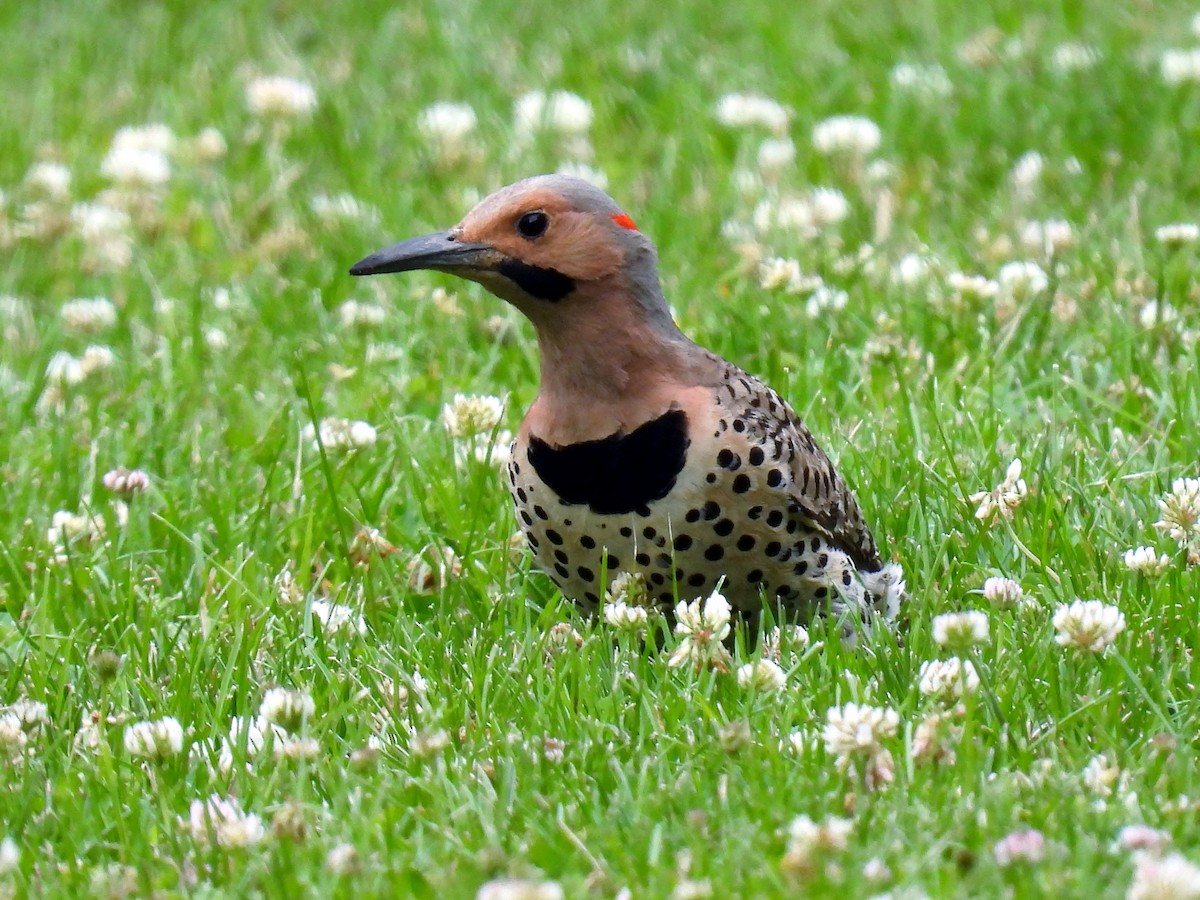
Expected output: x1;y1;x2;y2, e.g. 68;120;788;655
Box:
350;175;673;331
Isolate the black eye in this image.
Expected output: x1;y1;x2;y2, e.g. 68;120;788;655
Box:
516;210;549;239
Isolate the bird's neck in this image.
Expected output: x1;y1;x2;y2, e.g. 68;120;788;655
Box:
523;283;693;444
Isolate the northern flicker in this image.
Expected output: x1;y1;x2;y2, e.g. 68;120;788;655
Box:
351;175;904;626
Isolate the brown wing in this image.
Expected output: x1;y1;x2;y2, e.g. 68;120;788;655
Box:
710;359;883;571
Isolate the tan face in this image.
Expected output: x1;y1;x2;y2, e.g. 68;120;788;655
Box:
453;186;628;282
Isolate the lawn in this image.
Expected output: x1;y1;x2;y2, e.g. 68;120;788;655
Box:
2;0;1200;896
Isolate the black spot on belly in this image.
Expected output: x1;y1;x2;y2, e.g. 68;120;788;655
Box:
497;260;575;301
527;409;690;515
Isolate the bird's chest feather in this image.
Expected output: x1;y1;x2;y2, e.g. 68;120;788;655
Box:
505;399;821;613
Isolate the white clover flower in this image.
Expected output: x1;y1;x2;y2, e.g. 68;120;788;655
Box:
246;75;317;119
326;843;360;874
123;716;185;761
45;351;85;387
668;587;732;670
822;702;899;760
303;417;377;451
1019;219;1073;256
194;126;227;162
311;598;366;636
1010;151;1045;193
968;458;1028;522
181;795;266;848
259;687;315;733
912;709;963;766
982;576;1023;607
417;101;479;166
1116;825;1171;853
1156;223;1200;247
1161;49;1200;85
25;161;71;199
101;145;170;189
1154;478;1200;547
808;187;850;227
203;327;228;351
514;90;593;135
781;814;853;873
476;879;565;900
932;610;989;649
61;297;117;333
1128;852;1200;900
1124;546;1170;577
1050;43;1100;72
863;158;897;191
409;728;450;758
756;137;796;179
736;658;787;693
1053;600;1125;652
751;194;809;235
406;545;463;592
891;252;935;287
216;716;277;772
0;837;16;874
947;272;1000;300
46;508;105;548
337;299;387;329
6;699;48;732
762;624;810;663
889;63;953;97
1139;300;1180;329
863;857;892;883
918;657;980;701
603;601;650;632
101;467;149;497
997;260;1049;298
0;715;27;759
758;257;803;291
441;393;504;437
71;202;133;270
714;93;790;134
804;285;849;318
110;124;175;155
274;562;305;605
273;736;320;761
80;345;116;376
417;101;477;143
812;115;882;157
605;571;650;608
993;829;1046;866
1083;754;1120;797
455;429;513;468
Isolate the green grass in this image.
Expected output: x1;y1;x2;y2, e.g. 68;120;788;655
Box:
2;0;1200;895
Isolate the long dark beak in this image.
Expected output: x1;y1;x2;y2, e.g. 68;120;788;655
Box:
349;232;495;276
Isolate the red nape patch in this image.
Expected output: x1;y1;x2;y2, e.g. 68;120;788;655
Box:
611;213;638;231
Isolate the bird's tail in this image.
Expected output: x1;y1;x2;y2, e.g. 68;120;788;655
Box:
862;563;906;622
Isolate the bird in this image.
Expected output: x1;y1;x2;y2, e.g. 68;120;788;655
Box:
350;175;903;629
